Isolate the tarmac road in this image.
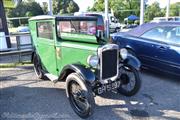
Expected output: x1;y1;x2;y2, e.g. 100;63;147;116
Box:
0;66;180;120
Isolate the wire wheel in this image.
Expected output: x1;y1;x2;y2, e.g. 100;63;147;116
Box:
66;73;95;118
117;65;141;96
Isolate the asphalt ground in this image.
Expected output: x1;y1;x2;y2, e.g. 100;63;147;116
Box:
0;66;180;120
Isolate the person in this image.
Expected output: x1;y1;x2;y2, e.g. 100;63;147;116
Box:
80;21;88;34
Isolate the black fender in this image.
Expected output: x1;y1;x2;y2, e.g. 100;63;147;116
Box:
31;51;35;63
59;64;96;84
123;54;141;71
31;48;35;63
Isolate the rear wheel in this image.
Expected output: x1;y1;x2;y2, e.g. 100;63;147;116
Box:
117;65;141;96
33;54;44;79
66;73;95;118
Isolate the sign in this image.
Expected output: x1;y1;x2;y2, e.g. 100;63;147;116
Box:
0;32;8;50
3;0;22;8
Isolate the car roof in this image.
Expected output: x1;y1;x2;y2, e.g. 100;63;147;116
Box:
29;15;97;21
126;21;180;37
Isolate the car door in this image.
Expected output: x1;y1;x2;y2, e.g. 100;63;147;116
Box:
141;26;180;74
155;26;180;74
36;20;57;75
138;27;167;69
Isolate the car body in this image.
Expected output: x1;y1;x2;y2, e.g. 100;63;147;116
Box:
112;22;180;76
17;26;29;32
29;15;141;118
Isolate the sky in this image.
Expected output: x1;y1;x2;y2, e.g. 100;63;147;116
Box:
36;0;180;12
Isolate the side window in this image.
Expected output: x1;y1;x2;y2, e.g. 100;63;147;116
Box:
141;27;165;42
166;27;180;44
57;20;96;36
37;22;53;40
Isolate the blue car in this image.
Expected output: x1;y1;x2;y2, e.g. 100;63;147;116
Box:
112;22;180;76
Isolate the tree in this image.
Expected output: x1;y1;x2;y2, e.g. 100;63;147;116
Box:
7;1;43;17
52;0;79;15
144;2;165;22
170;2;180;16
41;2;48;15
7;1;44;27
90;0;141;22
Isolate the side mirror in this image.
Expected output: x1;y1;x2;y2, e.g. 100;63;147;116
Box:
111;18;115;23
97;30;104;39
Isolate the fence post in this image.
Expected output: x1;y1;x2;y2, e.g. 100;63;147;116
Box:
16;35;21;63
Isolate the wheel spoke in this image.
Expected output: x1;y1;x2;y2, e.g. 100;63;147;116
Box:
69;81;89;113
119;66;136;91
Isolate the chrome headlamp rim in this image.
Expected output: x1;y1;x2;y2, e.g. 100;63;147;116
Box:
87;55;99;68
120;48;128;60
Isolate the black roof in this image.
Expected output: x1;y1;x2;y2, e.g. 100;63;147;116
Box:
56;16;97;21
126;21;180;37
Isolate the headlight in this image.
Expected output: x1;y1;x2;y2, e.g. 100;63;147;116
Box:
120;48;128;60
87;55;99;68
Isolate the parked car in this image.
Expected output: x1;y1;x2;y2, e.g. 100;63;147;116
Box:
151;16;180;22
29;15;141;118
16;26;29;32
121;24;138;32
112;22;180;76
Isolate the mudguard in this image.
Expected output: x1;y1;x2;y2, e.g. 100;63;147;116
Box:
124;54;141;70
59;64;96;84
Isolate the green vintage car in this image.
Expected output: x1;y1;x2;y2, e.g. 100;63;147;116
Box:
29;15;141;118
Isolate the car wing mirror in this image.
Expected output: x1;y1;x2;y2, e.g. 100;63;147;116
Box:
97;30;104;39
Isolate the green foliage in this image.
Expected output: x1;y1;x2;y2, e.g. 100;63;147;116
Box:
170;2;180;16
7;1;44;27
144;2;165;22
90;0;179;22
52;0;79;15
90;0;141;22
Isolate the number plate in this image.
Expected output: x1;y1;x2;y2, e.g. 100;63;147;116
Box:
97;81;121;94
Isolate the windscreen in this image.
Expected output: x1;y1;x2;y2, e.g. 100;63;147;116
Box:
57;20;97;37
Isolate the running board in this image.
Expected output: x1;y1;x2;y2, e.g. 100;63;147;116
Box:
44;73;58;83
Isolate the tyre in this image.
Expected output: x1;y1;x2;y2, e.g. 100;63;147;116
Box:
66;73;95;118
33;54;44;79
117;65;141;96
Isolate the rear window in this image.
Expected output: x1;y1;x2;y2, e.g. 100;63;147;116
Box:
37;22;53;40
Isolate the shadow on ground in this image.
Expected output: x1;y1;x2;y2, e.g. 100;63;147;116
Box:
0;67;180;120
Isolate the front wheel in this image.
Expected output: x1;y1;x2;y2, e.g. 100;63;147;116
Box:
117;64;141;96
66;73;95;118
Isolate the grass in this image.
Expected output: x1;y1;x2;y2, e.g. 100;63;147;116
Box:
0;61;33;68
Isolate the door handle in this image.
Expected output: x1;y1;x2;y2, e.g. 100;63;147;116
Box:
157;46;167;50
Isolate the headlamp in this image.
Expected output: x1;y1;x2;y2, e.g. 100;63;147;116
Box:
120;48;128;60
87;55;99;68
